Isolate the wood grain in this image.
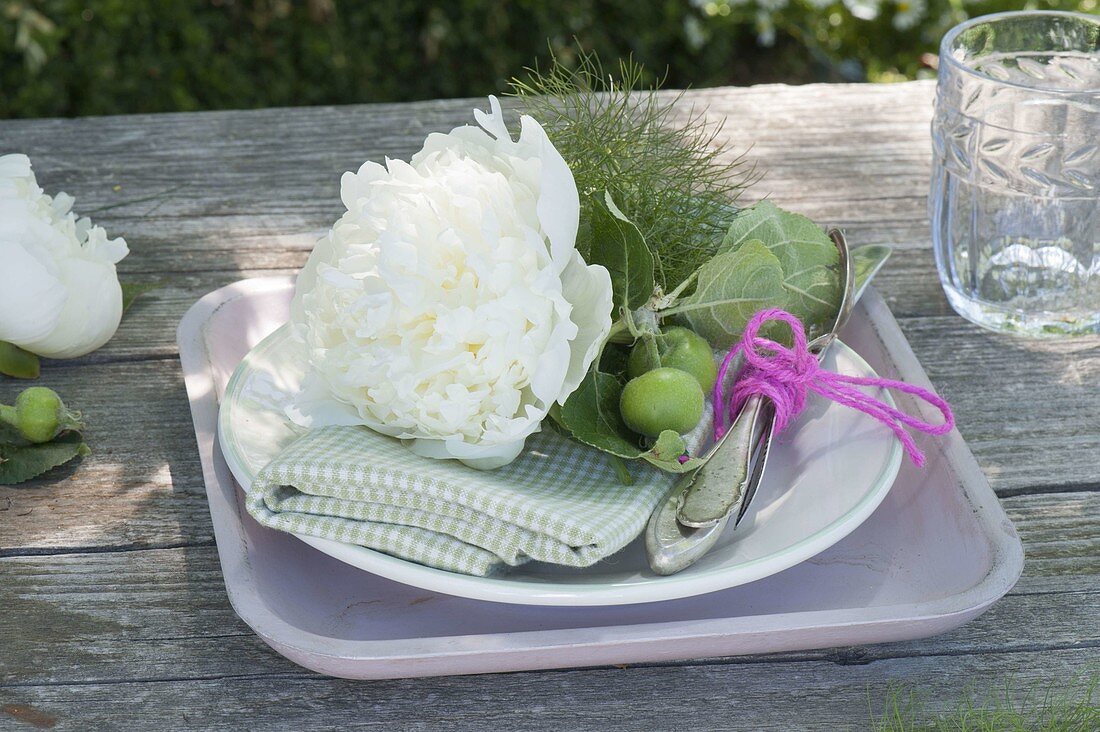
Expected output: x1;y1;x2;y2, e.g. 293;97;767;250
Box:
0;81;1096;730
0;358;210;553
1;508;1095;687
0;84;937;272
1;649;1096;732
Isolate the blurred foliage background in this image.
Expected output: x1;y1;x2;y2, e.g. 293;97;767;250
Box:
1;0;1094;118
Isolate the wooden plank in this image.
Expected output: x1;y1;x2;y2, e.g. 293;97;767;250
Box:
0;83;938;291
0;359;211;553
0;648;1094;731
1;491;1095;687
1004;491;1100;594
900;319;1100;495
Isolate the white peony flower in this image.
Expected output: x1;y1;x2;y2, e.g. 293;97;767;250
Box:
290;96;614;470
0;154;129;359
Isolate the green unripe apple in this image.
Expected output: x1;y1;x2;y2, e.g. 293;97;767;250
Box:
627;326;718;393
620;367;705;438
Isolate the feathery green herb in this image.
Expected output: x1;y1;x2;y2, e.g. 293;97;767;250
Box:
509;49;756;290
872;675;1100;732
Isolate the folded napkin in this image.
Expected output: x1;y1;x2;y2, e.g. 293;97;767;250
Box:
245;425;682;576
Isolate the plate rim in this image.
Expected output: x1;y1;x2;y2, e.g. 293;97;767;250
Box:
218;324;902;607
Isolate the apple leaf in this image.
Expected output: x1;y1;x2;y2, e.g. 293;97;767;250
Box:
558;370;644;459
0;432;90;485
583;192;656;311
719;201;842;335
641;430;705;473
121;282;158;314
664;240;787;348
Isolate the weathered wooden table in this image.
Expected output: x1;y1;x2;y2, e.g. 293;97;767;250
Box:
1;80;1096;731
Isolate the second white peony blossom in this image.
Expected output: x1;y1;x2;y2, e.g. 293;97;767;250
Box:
0;154;129;360
290;96;614;469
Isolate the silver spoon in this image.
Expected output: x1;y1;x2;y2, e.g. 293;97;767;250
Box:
645;229;855;576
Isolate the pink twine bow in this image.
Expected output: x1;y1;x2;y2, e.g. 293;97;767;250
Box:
713;308;954;467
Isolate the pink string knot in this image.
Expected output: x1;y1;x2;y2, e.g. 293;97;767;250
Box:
713;308;954;468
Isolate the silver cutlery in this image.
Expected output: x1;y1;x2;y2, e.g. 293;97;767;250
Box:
645;229;855;575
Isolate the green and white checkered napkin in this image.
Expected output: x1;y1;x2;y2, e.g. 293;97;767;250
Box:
245;425;680;576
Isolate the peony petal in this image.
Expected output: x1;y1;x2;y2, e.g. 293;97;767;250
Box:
557;251;614;402
340;161;388;211
406;430;533;471
0;238;67;346
287;369;365;428
53;192;75;219
81;224;129;264
417;126;490;164
289;231;340;328
527;316;573;405
19;256;122;359
521;115;580;276
0;154;32;181
472;95;510;142
0;200;70;255
457;450;526;472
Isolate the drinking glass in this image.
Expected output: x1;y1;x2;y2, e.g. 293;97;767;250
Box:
930;11;1100;336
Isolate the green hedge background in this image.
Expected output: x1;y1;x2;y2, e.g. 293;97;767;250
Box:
1;0;1094;119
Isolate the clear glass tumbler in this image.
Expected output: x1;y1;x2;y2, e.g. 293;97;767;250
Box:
931;11;1100;336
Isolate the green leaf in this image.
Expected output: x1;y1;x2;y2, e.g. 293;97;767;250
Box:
607;455;634;486
647;430;685;460
0;342;40;379
0;418;26;446
641;430;705;473
583;192;656;311
558;370;645;459
0;432;90;485
597;343;630;376
121;282;158;314
852;244;892;302
664;240;787;348
719;202;841;334
543;403;573;438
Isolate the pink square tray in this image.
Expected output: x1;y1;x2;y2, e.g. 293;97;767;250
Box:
177;276;1022;680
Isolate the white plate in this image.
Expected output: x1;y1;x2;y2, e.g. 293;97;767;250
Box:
219;325;901;606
